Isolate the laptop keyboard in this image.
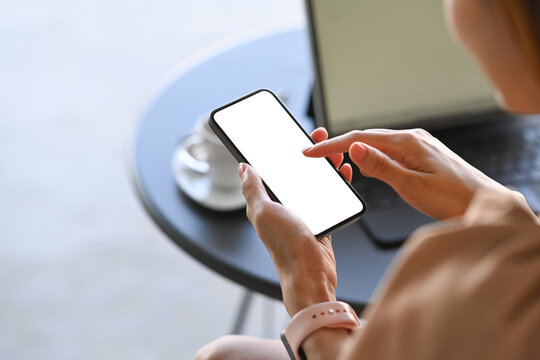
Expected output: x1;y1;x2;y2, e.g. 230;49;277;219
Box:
453;125;540;188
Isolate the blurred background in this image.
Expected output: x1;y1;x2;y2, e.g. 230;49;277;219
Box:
0;0;305;358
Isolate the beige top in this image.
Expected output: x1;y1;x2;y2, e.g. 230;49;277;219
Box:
342;189;540;359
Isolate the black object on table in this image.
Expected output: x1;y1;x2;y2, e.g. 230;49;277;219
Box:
131;29;399;315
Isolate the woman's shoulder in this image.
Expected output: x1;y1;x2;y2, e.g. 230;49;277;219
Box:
400;188;540;299
351;189;540;359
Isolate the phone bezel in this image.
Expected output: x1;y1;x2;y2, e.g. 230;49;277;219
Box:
209;89;366;238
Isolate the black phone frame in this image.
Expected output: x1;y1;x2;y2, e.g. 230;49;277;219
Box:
209;89;366;239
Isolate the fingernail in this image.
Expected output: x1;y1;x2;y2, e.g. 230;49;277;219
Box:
302;146;312;153
350;143;367;160
238;163;246;176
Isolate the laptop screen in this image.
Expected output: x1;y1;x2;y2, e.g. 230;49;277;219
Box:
307;0;498;134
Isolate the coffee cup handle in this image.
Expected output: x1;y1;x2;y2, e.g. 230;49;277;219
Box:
177;135;210;174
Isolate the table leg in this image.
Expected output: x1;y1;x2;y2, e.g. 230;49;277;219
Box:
230;289;254;334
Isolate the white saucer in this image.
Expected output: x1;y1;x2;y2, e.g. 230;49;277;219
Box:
171;146;245;212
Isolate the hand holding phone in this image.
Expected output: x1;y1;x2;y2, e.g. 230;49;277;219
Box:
210;89;366;238
237;162;343;316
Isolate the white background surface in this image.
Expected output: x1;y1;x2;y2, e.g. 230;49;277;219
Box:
0;1;304;358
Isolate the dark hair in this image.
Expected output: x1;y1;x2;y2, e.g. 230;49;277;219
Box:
497;0;540;81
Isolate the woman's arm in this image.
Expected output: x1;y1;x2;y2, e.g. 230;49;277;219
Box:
239;163;353;360
235;128;359;359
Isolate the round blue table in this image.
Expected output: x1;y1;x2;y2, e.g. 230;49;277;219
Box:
131;29;399;313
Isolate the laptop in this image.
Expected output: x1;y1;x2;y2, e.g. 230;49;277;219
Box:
305;0;540;246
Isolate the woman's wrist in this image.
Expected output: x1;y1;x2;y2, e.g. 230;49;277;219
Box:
302;328;352;360
280;269;337;316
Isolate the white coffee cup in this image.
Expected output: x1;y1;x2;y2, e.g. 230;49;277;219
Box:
178;115;240;189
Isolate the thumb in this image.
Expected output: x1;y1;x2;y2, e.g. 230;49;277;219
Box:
238;163;271;208
349;142;410;186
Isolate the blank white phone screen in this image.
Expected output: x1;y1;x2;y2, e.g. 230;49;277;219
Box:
213;90;364;236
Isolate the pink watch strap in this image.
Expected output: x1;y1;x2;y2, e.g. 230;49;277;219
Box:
281;301;361;360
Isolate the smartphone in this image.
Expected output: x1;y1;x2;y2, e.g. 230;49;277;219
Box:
209;89;366;238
